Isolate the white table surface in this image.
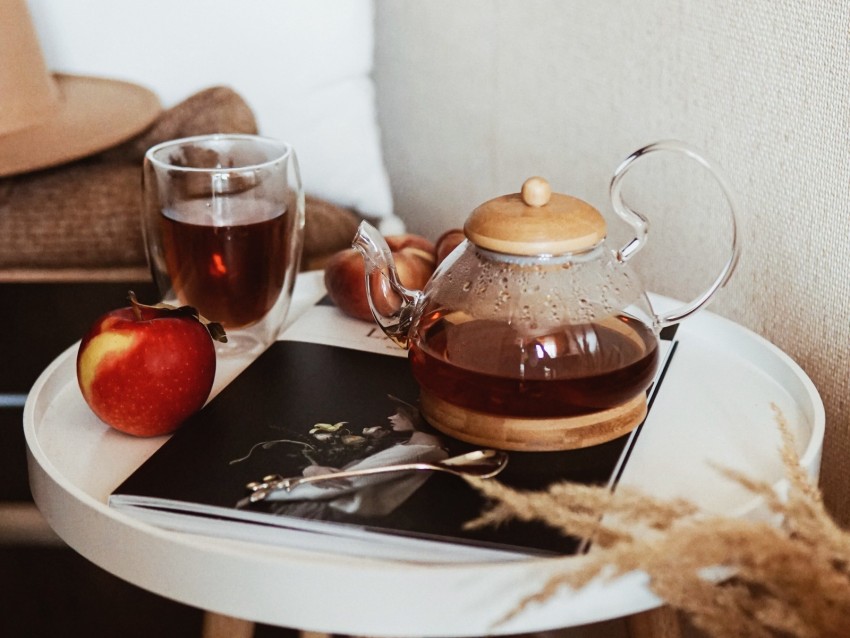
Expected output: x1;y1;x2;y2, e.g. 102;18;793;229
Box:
24;270;824;636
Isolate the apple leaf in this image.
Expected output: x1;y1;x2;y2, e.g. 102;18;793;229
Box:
127;291;228;343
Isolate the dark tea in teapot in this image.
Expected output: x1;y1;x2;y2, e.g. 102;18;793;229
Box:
409;311;658;419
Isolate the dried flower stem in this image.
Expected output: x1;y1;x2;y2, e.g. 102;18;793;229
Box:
465;406;849;637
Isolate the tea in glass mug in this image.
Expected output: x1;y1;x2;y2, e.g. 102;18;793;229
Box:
143;134;305;355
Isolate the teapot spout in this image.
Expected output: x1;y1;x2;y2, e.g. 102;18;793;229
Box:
352;221;422;348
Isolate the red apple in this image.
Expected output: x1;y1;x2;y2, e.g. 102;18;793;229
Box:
324;233;436;322
76;294;224;437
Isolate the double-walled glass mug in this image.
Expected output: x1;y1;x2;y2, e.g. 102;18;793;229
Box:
142;134;305;356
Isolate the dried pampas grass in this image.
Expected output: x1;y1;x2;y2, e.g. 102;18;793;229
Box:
465;406;849;638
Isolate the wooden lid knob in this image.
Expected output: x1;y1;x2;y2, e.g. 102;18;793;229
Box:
521;176;552;207
464;177;607;256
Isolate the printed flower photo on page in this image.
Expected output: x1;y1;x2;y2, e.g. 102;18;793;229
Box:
231;395;449;519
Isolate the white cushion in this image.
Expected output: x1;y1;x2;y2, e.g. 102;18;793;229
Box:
28;0;401;230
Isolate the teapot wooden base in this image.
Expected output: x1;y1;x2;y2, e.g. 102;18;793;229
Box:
419;391;647;451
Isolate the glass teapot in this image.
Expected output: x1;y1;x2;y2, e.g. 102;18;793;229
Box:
353;140;740;451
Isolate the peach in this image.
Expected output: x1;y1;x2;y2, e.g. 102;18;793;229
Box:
324;234;436;322
435;228;465;265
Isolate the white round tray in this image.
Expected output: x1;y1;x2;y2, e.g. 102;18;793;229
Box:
24;271;824;636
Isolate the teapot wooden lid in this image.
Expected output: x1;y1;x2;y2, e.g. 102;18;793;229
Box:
464;177;606;256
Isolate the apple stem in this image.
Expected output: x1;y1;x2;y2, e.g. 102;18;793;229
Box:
128;291;145;321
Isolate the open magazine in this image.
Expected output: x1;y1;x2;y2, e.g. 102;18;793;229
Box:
109;299;679;563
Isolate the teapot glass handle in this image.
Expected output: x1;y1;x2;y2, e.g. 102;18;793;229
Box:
609;139;741;328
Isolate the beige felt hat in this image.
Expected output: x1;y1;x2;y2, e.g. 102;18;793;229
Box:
0;0;162;177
